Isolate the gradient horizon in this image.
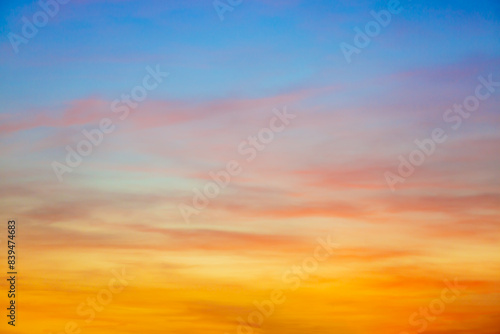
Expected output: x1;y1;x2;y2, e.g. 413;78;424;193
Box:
1;0;500;333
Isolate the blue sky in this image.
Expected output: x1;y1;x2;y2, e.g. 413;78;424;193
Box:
1;0;499;112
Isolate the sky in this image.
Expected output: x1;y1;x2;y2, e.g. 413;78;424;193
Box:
0;0;499;333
